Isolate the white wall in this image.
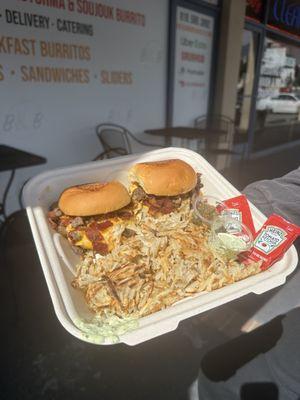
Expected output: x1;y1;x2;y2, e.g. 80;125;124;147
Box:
0;0;168;214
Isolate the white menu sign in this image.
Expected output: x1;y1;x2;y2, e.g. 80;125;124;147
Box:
173;6;214;126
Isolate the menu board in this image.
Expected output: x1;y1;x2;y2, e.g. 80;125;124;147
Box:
172;6;214;126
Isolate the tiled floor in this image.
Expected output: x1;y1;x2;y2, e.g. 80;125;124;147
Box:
1;144;299;400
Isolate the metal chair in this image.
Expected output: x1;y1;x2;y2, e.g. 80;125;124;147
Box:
195;114;233;133
94;123;164;160
194;114;238;167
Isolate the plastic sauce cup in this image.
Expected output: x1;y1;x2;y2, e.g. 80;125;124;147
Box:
192;195;228;226
209;215;254;260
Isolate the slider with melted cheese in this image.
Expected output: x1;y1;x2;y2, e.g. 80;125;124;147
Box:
47;181;132;255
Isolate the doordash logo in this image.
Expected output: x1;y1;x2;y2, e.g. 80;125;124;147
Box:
272;0;300;29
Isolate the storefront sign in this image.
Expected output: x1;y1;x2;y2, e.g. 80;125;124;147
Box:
268;0;300;37
172;6;214;126
246;0;265;22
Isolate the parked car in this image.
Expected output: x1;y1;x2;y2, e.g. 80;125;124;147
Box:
256;94;300;113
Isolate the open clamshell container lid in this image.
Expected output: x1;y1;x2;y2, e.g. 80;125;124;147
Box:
23;148;298;345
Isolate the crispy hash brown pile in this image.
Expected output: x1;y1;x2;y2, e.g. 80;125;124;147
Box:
72;196;261;319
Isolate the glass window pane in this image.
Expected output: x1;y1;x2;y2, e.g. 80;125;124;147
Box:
254;37;300;151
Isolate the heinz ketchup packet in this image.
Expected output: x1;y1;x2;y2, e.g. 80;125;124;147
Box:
241;214;300;270
223;195;256;237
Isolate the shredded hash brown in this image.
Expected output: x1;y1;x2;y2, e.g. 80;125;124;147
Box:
72;197;261;319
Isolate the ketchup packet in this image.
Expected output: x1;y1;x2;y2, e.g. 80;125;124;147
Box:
241;214;300;270
222;195;256;237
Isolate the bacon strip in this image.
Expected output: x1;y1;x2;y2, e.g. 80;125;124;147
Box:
144;197;177;215
93;241;109;255
89;220;113;231
117;210;133;220
85;227;103;242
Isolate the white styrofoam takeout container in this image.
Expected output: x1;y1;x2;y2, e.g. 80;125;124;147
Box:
23;148;298;345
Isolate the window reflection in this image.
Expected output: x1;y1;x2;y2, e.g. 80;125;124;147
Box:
236;31;257;131
234;30;257;153
254;37;300;151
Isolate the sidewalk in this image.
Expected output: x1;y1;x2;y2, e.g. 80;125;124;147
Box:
223;143;300;190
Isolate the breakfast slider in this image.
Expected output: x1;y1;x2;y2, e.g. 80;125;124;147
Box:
128;159;202;216
48;181;132;255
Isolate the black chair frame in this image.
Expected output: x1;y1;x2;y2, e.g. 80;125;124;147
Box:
94;123;164;160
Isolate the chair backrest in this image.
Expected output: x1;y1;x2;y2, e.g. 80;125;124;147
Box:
194;114;236;169
96;123;132;158
195;114;233;134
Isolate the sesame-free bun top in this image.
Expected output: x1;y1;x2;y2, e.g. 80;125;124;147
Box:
58;181;130;216
129;159;197;196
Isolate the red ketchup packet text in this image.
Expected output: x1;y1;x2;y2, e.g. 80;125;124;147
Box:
222;195;256;237
241;214;300;270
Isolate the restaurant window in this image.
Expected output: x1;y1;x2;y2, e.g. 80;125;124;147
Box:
253;36;300;151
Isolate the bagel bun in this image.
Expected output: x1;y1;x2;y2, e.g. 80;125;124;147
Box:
58;181;130;216
129;159;197;196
